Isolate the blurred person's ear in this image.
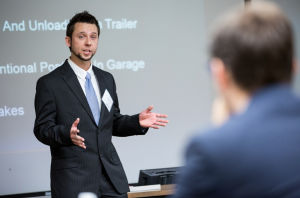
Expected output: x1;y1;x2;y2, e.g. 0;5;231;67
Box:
210;58;231;94
293;59;298;74
210;58;232;127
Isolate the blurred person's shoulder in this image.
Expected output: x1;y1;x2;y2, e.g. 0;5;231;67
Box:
186;113;254;156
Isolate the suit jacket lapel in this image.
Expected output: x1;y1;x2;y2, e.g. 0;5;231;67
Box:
93;67;108;129
60;60;97;125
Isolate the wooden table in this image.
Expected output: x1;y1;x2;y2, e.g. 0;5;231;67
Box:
127;184;176;198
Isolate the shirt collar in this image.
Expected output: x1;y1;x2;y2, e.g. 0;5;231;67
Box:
68;57;94;80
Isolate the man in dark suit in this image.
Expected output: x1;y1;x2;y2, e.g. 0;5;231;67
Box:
174;1;300;197
34;11;168;198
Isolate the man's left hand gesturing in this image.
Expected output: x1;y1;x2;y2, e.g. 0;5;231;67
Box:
139;105;169;129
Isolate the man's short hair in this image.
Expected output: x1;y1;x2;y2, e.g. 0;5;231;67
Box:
210;1;294;92
66;11;100;50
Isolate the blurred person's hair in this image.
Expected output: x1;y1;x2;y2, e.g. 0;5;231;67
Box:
210;1;294;92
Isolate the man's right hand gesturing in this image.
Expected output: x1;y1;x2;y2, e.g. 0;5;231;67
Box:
70;118;86;149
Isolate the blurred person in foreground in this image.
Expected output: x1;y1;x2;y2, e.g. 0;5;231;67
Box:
174;1;300;197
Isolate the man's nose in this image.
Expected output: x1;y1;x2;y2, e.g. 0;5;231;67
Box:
85;38;91;45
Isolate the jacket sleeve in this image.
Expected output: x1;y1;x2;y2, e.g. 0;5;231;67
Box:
111;76;148;137
33;77;73;147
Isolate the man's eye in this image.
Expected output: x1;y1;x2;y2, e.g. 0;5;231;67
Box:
79;35;84;39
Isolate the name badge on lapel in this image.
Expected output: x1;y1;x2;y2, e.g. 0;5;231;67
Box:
102;89;113;112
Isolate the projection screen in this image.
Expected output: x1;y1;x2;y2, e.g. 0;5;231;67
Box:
0;0;212;195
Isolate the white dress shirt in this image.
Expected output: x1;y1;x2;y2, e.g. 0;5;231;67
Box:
68;58;101;111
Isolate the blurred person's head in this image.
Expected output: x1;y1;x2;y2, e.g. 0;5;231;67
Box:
209;0;295;115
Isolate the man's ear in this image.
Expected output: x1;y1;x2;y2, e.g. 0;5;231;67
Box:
293;59;298;74
65;36;71;47
210;58;230;92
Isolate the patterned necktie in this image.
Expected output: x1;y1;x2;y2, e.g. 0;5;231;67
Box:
85;72;100;125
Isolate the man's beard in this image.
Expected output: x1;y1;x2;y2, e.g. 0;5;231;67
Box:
70;44;94;61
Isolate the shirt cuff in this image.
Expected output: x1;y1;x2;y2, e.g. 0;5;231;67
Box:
141;126;148;134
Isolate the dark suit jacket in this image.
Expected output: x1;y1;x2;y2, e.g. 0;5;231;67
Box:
34;60;146;198
174;85;300;198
